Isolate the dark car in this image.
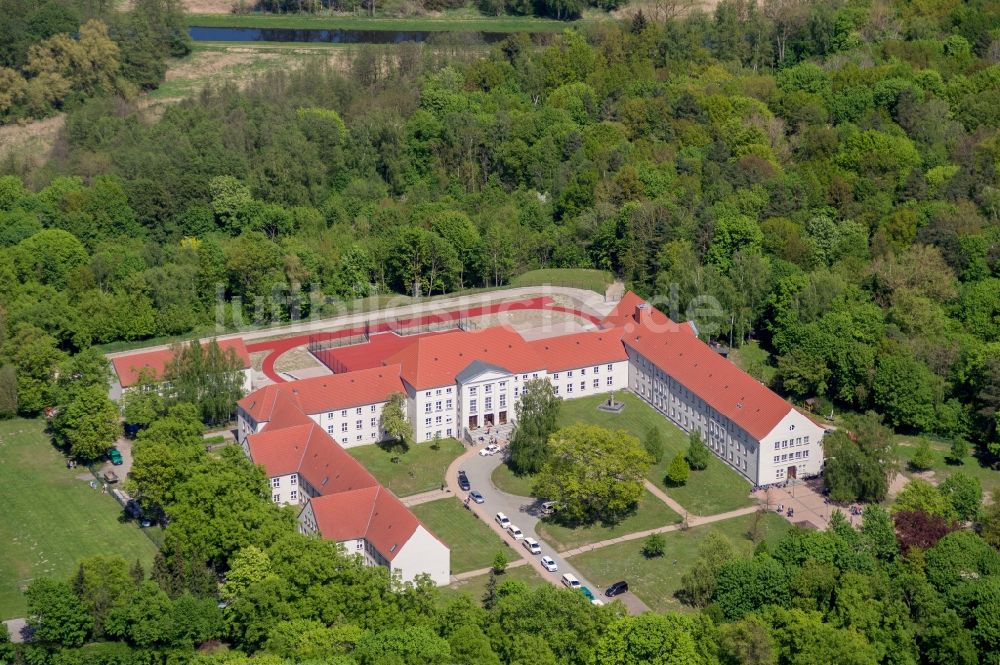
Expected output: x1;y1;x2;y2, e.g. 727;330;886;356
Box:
605;581;629;597
458;470;471;491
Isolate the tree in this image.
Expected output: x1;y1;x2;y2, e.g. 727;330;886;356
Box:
25;578;93;647
823;413;897;503
948;437;969;465
355;626;451;665
594;614;703;665
71;555;137;638
492;550;509;574
893;510;955;552
893;479;957;521
128;403;205;514
509;379;560;475
533;424;652;525
938;472;982;522
873;352;940;432
643;426;664;464
641;533;666;558
11;229;88;289
51;384;122;460
909;439;934;472
859;505;898;562
713;556;790;620
718;615;776;665
679;530;738;607
666;453;690;486
981;488;1000;549
380;392;411;447
162;339;246;425
121;370;165;432
686;431;710;470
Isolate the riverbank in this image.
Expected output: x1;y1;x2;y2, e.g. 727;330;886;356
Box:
185;12;580;32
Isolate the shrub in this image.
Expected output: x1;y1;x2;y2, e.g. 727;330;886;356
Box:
642;533;666;558
666;453;690;486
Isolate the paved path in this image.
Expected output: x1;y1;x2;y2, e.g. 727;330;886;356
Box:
643;479;691;518
400;488;452;507
446;445;650;614
450;558;528;583
3;618;27;643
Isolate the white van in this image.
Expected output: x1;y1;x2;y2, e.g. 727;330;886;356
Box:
507;524;524;540
561;573;581;589
495;512;510;528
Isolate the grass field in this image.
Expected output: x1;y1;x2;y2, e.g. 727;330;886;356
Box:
558;394;754;515
535;489;681;552
411;497;508;574
896;435;1000;496
491;462;537;497
442;562;546;602
347;438;464;497
570;512;791;613
186;12;573;32
0;419;158;619
511;268;613;294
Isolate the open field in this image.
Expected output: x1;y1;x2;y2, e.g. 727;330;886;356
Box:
491;462;537;497
558;394;755;515
511;268;614;295
186;11;575;32
570;511;791;613
895;435;1000;496
0;419;158;620
536;489;681;552
442;561;545;601
347;438;464;497
411;497;508;573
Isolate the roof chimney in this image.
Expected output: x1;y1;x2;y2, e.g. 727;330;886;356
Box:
634;303;651;325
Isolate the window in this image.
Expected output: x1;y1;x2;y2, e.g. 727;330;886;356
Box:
341;437;347;445
499;394;506;408
804;436;810;444
470;399;477;412
580;381;585;391
581;368;586;375
272;477;280;488
290;490;297;501
804;450;810;458
794;451;801;459
327;425;335;434
486;384;493;394
796;437;802;446
532;373;538;378
514;387;519;396
435;416;442;425
273;493;280;502
607;364;613;371
425;417;431;427
370;417;376;427
425;391;431;397
781;454;788;461
774;456;780;463
447;428;453;436
290;474;297;485
446;399;453;409
327;411;334;418
435;430;441;438
594;365;599;372
469;386;478;396
341;422;348;432
446;387;452;394
554;385;559;394
499;381;506;389
566;384;573;393
567;370;574;377
356;435;362;441
436;389;442;396
371;405;377;412
435;401;442;411
554;373;560;380
607;376;613;386
356;420;363;430
357;541;364;550
425;403;432;414
341;410;347;417
485;397;492;410
522;374;528;380
355;407;361;415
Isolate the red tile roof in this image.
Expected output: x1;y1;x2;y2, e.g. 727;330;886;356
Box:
237;365;404;423
384;327;545;390
622;314;792;440
601;292;695;336
112;338;251;388
527;328;629;372
309;486;425;561
316;331;450;373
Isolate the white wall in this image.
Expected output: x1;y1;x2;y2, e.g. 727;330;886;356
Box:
390;525;451;586
267;472;302;505
413;384;458;442
758;410;826;484
550;360;627;399
310;400;390;449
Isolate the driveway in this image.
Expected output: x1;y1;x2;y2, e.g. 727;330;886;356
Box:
452;447;649;614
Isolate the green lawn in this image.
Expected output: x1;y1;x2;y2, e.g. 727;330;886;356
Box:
729;341;777;386
491;462;537;497
558;394;754;516
347;438;464;497
186;12;573;32
0;419;158;619
535;490;681;552
442;562;547;603
570;512;792;613
411;498;508;574
896;435;1000;496
511;268;613;294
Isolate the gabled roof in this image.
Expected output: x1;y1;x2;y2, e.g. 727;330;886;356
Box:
316;330;450;373
527;328;629;372
383;327;545;390
601;292;695;336
112;338;251;388
246;421;379;493
622;312;792;440
309;486;427;561
238;365;404;423
455;360;513;384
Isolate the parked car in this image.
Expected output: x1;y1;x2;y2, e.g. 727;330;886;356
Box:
561;573;581;589
495;512;510;528
540;500;561;516
108;448;123;465
479;444;500;456
507;524;524;540
457;471;470;491
522;537;541;554
604;580;629;597
540;556;558;572
580;587;595;601
591;599;605;606
468;490;485;504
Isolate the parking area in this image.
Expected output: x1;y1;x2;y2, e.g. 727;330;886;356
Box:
451;446;647;613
